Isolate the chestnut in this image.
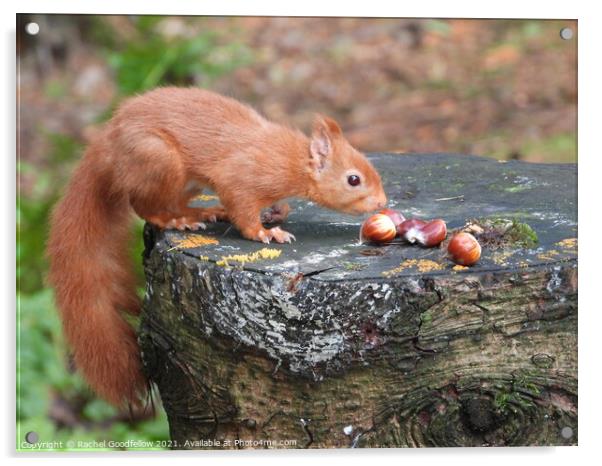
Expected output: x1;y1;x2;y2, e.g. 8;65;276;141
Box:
360;214;397;244
415;219;447;247
401;219;447;247
379;208;406;229
397;219;427;238
448;232;481;266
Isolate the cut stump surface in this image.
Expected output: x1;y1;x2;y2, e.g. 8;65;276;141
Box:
140;153;577;448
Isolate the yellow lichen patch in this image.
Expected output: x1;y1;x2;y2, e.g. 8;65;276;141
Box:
556;238;577;250
382;259;445;277
453;264;469;271
537;250;560;261
193;194;219;202
216;248;282;267
169;234;219;250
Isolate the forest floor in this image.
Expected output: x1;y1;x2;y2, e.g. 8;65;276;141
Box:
19;16;577;174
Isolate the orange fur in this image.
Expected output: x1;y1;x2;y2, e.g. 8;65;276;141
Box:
47;87;386;406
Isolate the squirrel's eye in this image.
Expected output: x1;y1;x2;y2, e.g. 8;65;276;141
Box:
347;175;361;187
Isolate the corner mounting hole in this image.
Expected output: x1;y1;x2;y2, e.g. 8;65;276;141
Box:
561;426;573;439
25;22;40;35
25;431;39;444
560;27;573;40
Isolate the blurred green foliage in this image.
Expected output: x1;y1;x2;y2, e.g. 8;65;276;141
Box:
17;16;253;450
17;133;81;294
522;132;577;163
17;289;169;451
108;30;252;94
99;16;252;94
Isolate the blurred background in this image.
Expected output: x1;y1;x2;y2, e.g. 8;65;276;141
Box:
16;15;577;449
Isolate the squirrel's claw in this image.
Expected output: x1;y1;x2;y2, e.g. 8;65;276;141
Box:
190;222;207;230
165;217;207;231
255;227;295;244
258;230;271;244
269;227;295;244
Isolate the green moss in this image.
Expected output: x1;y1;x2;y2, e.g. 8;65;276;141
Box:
420;310;433;326
474;217;539;249
506;220;539;248
494;389;535;415
494;392;510;411
513;371;542;396
343;262;366;271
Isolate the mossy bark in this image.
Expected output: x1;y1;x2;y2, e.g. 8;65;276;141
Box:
138;154;577;448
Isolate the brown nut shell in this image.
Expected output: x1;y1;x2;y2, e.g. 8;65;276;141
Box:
448;232;481;266
379;208;406;228
413;219;447;247
360;214;397;244
397;219;427;239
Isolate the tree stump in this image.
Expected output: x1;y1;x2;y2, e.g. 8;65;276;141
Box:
139;153;577;449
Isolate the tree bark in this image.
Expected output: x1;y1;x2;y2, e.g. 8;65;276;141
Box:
139;153;577;448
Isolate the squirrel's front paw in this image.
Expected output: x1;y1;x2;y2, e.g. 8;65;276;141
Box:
261;203;291;224
256;226;296;244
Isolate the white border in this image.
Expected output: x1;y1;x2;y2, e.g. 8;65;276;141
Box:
5;0;583;18
4;1;600;465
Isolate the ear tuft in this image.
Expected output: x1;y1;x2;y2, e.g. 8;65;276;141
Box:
323;116;342;136
313;114;342;137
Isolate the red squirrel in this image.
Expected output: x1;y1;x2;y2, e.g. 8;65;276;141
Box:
47;87;387;407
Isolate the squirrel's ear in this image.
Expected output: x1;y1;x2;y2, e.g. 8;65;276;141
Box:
313;114;342;136
309;115;340;172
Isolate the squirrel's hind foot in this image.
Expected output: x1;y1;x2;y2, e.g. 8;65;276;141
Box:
165;217;207;231
196;206;229;223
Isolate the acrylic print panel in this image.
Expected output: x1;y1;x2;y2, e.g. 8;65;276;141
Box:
16;14;577;451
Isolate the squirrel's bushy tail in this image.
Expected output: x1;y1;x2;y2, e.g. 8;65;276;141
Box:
47;143;147;407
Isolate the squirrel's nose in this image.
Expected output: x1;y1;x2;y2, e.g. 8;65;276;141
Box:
376;193;387;210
